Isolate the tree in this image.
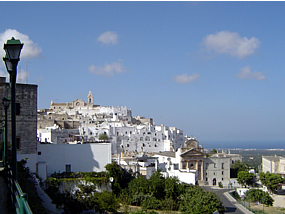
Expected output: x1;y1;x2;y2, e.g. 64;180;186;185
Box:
237;171;255;187
244;188;274;206
259;172;284;193
105;162;124;195
98;133;108;141
231;160;249;178
178;185;225;214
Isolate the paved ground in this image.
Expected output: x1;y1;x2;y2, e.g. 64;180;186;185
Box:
272;192;285;208
201;186;253;214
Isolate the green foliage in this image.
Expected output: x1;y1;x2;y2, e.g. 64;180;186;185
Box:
98;133;108;140
259;172;285;193
45;165;225;214
230;190;241;200
244;188;274;206
178;185;225;214
105;162;135;196
94;191;120;212
237;171;255;187
230;160;249;178
129;210;159;214
121;170;224;213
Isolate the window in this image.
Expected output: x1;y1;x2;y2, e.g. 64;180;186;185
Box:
222;171;224;175
205;177;208;181
214;163;216;168
16;103;21;115
222;178;224;181
140;137;143;141
65;164;71;173
127;144;129;147
16;137;21;150
38;152;41;155
221;163;224;169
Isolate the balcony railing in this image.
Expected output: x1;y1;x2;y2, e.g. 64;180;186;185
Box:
4;164;33;214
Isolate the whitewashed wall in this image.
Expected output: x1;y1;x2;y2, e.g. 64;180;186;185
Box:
37;142;111;179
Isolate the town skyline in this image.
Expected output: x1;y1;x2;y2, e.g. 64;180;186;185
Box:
0;2;284;144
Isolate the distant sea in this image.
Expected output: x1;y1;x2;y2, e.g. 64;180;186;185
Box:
202;140;285;150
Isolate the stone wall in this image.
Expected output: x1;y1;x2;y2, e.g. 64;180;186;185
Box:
0;77;37;154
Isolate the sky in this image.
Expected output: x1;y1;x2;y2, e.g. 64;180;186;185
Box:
0;1;284;146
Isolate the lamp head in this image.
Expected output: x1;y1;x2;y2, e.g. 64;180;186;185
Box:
3;37;23;61
2;97;11;108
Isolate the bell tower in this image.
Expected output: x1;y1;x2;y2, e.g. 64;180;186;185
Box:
87;91;94;106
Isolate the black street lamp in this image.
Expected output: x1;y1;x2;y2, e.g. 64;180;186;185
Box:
2;37;23;183
2;97;10;168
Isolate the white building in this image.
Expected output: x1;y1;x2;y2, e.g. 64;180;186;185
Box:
80;121;185;154
153;150;198;185
204;151;242;187
262;156;285;176
37;124;79;144
18;142;111;181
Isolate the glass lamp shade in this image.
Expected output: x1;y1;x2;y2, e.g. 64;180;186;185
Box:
2;97;11;108
3;37;23;61
3;57;13;73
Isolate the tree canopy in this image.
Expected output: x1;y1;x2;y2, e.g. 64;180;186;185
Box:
98;133;108;140
259;172;285;193
231;160;249;178
237;171;255;187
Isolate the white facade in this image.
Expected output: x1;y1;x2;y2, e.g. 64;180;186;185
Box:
262;156;285;175
34;142;111;180
153;151;197;185
81;121;184;154
37;124;79;144
204;152;242;187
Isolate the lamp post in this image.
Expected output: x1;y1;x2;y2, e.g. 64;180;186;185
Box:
2;97;10;168
262;197;265;214
3;37;23;183
248;193;250;210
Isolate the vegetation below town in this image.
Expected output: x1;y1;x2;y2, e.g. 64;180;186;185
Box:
17;160;49;213
231;188;274;206
45;162;225;214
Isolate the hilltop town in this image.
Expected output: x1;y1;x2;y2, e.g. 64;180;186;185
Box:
1;78;285;214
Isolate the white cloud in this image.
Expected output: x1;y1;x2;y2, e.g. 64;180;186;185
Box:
97;31;118;45
0;69;29;83
202;31;260;58
0;29;42;59
173;73;200;84
88;61;126;76
237;66;266;80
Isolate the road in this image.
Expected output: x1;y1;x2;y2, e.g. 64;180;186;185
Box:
201;186;249;214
